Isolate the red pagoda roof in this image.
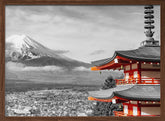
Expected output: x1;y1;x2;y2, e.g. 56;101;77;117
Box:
89;85;160;102
91;46;160;67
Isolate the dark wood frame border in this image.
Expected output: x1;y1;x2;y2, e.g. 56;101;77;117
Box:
0;0;165;121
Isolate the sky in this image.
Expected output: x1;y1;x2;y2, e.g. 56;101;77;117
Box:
5;5;160;63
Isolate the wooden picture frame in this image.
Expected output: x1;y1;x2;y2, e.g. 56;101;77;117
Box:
0;0;165;121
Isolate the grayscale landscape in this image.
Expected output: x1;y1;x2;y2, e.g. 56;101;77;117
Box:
5;34;123;116
5;5;160;116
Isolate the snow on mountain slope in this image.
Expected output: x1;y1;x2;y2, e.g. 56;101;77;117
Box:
7;35;28;51
6;34;71;60
6;34;91;69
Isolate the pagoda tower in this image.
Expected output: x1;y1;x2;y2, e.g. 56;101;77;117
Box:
88;5;160;116
141;5;159;46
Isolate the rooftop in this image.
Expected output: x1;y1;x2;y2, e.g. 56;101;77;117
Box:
89;85;160;101
91;46;160;67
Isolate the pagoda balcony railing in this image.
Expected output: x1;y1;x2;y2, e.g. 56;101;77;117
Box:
115;78;160;85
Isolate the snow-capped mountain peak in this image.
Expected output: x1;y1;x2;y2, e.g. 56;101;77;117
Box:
7;34;47;52
5;34;90;69
6;34;66;60
7;34;29;52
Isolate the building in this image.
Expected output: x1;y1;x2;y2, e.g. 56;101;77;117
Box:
88;5;160;116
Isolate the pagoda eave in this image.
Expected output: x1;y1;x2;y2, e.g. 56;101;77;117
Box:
88;85;160;102
91;56;132;71
88;96;128;103
91;46;160;70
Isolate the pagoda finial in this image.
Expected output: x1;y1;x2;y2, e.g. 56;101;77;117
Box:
144;5;155;40
140;5;159;47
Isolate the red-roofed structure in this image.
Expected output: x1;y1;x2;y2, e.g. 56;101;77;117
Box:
88;5;160;116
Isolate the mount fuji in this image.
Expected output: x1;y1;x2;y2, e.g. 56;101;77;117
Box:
5;34;91;69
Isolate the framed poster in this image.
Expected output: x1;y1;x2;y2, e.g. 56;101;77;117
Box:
0;0;165;121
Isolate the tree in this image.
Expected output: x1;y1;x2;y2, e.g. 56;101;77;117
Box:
102;76;116;90
92;76;123;116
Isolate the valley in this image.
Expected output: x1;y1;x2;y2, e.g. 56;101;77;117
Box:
6;89;96;116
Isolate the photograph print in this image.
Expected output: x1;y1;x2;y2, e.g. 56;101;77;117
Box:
5;5;160;117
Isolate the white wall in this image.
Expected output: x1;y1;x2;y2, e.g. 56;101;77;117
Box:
133;106;138;116
141;71;160;78
141;107;160;115
124;105;128;114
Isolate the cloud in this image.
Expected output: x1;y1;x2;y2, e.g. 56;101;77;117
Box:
27;14;53;23
6;62;64;72
90;50;105;55
5;6;160;63
6;62;91;72
73;66;90;71
131;12;143;15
